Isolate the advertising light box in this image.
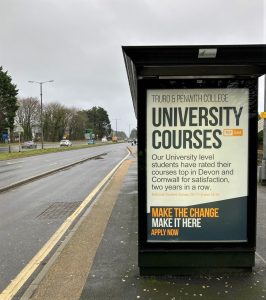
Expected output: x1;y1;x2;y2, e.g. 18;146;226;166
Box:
146;87;249;242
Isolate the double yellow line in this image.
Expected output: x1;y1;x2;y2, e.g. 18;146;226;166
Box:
0;151;130;300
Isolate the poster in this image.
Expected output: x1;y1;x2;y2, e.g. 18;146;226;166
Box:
146;88;249;242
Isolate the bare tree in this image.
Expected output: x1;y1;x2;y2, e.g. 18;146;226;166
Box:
15;97;40;141
43;102;71;141
15;99;113;143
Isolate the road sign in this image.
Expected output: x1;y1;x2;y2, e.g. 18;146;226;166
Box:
2;133;8;142
14;125;24;133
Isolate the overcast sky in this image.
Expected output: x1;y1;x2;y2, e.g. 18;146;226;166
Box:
0;0;265;135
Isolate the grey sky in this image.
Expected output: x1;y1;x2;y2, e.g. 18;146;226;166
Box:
0;0;265;134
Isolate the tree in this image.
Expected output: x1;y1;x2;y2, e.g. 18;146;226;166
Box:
0;66;18;132
68;109;88;140
130;128;137;139
15;97;40;141
86;106;111;139
43;102;70;141
115;130;127;140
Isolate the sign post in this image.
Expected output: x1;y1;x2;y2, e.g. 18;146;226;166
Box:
14;125;24;152
123;45;266;275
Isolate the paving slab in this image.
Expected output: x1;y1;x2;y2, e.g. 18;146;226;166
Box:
81;159;266;300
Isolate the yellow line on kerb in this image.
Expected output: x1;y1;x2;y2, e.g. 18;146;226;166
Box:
0;151;130;300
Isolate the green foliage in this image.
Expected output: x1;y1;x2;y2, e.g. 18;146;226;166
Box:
130;128;137;139
86;106;111;139
13;96;113;142
115;130;127;139
43;103;70;141
69;110;88;140
0;142;108;161
0;66;18;132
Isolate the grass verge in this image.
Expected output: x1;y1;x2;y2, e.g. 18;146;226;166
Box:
0;143;112;161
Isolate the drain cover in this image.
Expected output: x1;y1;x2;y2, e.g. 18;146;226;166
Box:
37;201;82;219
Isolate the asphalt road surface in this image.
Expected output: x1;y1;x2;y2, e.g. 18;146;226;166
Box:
0;143;128;293
0;143;122;189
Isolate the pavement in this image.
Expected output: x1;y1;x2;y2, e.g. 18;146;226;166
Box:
19;147;266;300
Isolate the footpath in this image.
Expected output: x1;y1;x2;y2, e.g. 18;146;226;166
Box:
21;148;266;300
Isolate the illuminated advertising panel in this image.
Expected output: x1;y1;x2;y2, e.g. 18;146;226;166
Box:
146;88;248;242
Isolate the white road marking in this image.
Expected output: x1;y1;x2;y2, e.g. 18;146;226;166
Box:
6;161;24;165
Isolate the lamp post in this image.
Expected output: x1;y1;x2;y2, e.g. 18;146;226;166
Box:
113;118;120;136
28;80;54;149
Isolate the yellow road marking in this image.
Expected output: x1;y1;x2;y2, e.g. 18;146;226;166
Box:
0;151;130;300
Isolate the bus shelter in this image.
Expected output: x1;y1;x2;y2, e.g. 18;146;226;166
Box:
123;45;266;275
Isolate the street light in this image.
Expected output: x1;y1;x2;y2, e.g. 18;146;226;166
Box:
113;118;120;136
28;80;54;149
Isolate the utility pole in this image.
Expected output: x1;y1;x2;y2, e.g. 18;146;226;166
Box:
28;80;54;149
113;118;120;136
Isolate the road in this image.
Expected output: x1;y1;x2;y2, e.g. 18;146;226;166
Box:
0;143;120;189
0;143;128;294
